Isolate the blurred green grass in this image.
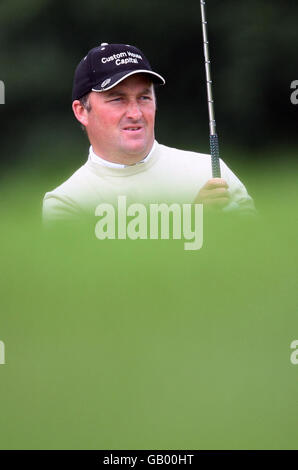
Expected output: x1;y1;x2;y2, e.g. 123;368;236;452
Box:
0;155;297;449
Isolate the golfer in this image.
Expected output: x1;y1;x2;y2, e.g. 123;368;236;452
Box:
42;42;255;222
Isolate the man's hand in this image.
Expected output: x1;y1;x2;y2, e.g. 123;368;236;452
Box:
194;178;230;209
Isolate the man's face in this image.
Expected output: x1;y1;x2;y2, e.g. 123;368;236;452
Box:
84;74;156;164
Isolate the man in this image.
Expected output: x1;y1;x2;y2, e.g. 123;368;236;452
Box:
43;42;254;222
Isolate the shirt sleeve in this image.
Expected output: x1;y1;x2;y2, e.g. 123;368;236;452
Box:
42;192;85;226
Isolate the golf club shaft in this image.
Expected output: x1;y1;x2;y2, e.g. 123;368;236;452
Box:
200;0;221;177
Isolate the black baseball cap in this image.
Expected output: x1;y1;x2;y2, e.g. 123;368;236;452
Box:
72;42;166;101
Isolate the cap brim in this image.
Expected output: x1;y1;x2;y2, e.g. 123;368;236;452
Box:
92;69;165;93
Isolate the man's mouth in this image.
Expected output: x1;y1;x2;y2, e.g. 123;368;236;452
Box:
122;126;143;132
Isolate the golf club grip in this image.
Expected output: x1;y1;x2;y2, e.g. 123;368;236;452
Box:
210;133;221;177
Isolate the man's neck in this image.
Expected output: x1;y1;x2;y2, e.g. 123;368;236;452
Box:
90;142;156;169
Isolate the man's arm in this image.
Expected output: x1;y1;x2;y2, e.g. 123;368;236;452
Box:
42;192;85;226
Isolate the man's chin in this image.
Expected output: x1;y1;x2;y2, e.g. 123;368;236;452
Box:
120;141;152;158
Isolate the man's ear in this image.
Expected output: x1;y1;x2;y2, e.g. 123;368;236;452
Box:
72;100;89;127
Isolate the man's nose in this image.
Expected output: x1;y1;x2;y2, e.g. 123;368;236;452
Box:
126;100;142;120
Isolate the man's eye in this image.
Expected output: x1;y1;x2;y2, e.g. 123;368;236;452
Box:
140;96;151;100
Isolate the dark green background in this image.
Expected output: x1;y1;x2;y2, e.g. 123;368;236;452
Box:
0;0;297;449
1;0;298;168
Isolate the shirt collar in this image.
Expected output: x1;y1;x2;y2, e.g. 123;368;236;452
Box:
89;141;156;169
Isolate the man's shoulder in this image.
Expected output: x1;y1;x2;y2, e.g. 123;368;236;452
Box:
42;160;99;222
44;161;95;199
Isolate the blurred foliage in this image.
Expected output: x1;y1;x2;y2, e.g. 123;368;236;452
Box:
0;160;298;449
0;0;298;166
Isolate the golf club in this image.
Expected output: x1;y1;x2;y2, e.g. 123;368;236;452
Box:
200;0;221;177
